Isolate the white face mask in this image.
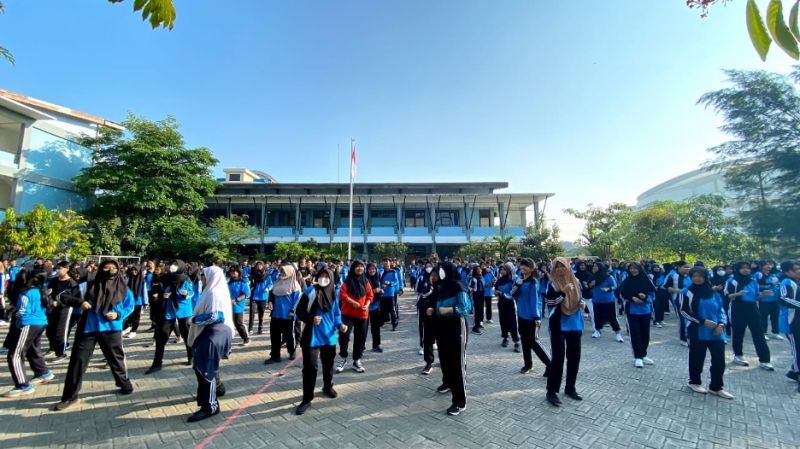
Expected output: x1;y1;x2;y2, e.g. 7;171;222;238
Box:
425;267;433;274
109;268;118;276
438;268;446;280
716;270;726;277
317;277;331;287
169;265;179;273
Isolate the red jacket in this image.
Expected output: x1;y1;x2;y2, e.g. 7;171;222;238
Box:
339;282;373;319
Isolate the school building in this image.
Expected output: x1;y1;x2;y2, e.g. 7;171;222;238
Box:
206;168;554;258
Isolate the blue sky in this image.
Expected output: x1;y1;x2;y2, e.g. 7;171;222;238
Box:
1;0;796;239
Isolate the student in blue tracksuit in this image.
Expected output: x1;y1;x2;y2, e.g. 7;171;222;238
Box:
294;268;347;415
55;260;135;410
249;261;272;335
3;269;53;398
146;260;194;374
512;258;551;375
666;262;692;345
651;264;668;327
187;263;203;308
429;261;472;416
123;264;148;338
365;263;385;352
379;259;402;331
544;258;585;407
725;262;773;370
265;264;301;364
620;263;655;368
228;265;251;346
589;263;623;342
482;265;496;324
681;267;733;399
754;262;782;340
778;260;800;392
495;262;520;351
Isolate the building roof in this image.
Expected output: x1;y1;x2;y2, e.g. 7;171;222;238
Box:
216;181;514;196
0;89;124;130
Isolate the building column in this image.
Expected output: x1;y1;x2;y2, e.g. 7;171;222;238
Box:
12;124;32;210
396;202;403;242
498;200;506;237
260;199;266;253
294;202;301;242
329;202;336;243
533;200;541;230
362;202;369;258
429;201;437;254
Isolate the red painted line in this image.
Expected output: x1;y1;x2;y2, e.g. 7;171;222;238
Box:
194;356;302;449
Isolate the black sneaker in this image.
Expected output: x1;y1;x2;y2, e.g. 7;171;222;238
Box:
264;358;281;365
436;384;450;394
501;338;508;348
118;386;134;395
372;346;384;353
520;366;532;374
564;391;583;401
471;329;482;335
322;387;338;399
53;399;79;411
546;393;561;406
295;401;311;415
421;364;433;375
513;342;520;353
392;325;397;331
786;370;799;382
187;407;219;423
446;404;465;416
289;353;296;361
144;365;162;375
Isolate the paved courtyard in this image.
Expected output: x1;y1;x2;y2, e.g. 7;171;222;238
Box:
1;292;798;449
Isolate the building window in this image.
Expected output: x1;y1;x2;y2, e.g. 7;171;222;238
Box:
370;209;397;227
479;209;491;227
228;173;241;182
405;210;425;227
436;210;459;227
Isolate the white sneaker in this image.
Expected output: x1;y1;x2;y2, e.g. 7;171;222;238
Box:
352;359;365;373
655;322;663;328
733;356;749;366
642;357;655;365
0;320;9;327
122;327;131;337
634;359;644;368
418;347;424;356
615;333;624;343
759;362;775;371
174;337;184;345
771;333;784;341
592;330;601;338
709;388;734;399
764;335;770;341
433;343;438;350
335;357;347;373
688;383;707;394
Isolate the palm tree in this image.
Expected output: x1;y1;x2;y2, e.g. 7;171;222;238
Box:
492;236;514;259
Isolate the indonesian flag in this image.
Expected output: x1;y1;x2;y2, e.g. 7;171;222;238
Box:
350;140;357;180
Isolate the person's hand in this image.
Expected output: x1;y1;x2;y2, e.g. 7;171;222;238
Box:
105;311;118;320
180;290;188;296
565;284;575;292
361;305;369;312
589;281;596;287
704;319;716;328
50;301;59;308
713;324;724;336
426;307;434;316
762;290;774;297
288;311;295;318
80;301;92;311
438;307;452;315
375;288;382;295
340;324;348;333
313;316;322;325
638;293;646;299
515;278;524;286
267;302;273;310
535;320;541;328
601;288;609;292
163;292;172;299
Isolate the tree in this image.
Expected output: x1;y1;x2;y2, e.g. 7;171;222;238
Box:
272;242;310;262
0;205;91;260
74;114;219;256
148;215;209;261
492;236;515;259
698;68;800;255
204;215;259;263
519;223;563;261
2;0;176;66
564;203;632;260
372;242;409;261
455;240;497;260
689;0;800;62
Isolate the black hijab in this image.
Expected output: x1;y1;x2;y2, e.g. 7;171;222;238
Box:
251;261;266;284
344;260;367;298
187;262;201;284
710;265;727;287
91;260;128;315
620;263;655;299
314;269;335;312
732;261;752;287
590;262;611;285
126;264;146;300
437;261;467;299
687;267;713;298
161;259;189;302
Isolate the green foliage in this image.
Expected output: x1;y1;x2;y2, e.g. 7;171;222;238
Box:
455;240;497;261
767;0;799;59
749;0;773;60
519;223;563;261
564;203;632;260
109;0;177;29
698;68;800;255
272;240;348;262
491;236;514;259
204;215;258;263
0;206;91;260
371;242;409;261
148;215;209;261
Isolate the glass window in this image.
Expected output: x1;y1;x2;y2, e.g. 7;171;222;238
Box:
479;209;491;227
228;173;241;182
405;210;425;227
436;210;459;226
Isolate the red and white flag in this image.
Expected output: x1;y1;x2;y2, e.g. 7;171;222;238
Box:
350;140;357;180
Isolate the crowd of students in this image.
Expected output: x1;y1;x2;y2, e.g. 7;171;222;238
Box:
0;254;798;421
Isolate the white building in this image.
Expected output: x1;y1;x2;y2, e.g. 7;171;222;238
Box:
636;167;732;209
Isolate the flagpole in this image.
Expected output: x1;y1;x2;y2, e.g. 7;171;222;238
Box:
347;138;355;261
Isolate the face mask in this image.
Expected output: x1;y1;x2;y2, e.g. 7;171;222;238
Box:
109;268;118;276
425;267;433;274
716;270;725;277
317;277;331;287
169;265;178;273
438;268;446;280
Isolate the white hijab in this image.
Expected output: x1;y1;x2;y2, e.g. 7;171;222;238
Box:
187;266;234;346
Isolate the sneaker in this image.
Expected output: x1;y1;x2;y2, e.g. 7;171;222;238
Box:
126;332;137;338
144;365;162;375
513;342;520;353
0;319;9;327
615;333;624;343
187;407;219;422
433;343;438;350
771;333;784;341
295;402;311;415
764;334;770;341
471;329;482;335
485;320;494;324
436;384;450;394
29;371;55;384
520;365;532;374
322;387;338;399
546;393;561;406
53;398;79;411
681;340;690;347
564;390;583;401
786;371;800;382
634;359;644;368
733;356;749;367
241;339;250;347
759;362;775;371
642;357;655;365
591;330;601;338
418;348;424;356
352;360;365;373
336;357;348;373
174;337;184;345
421;364;433;375
655;322;663;328
122;327;131;336
372;346;383;353
688;383;707;394
501;338;508;348
2;385;34;398
709;388;734;400
50;355;68;364
446;404;465;416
